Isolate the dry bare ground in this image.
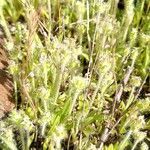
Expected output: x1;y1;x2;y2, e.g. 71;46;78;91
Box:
0;38;14;118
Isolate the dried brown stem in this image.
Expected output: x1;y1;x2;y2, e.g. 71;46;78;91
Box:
99;57;137;148
99;74;148;149
112;59;135;116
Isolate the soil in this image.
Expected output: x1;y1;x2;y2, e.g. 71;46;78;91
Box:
0;38;14;119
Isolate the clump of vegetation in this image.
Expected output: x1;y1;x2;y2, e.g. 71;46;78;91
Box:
0;0;149;149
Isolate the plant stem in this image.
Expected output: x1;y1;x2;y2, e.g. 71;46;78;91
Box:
131;140;139;150
119;130;132;150
69;90;80;115
51;64;65;103
0;11;13;42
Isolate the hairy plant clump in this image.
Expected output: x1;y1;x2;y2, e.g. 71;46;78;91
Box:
0;0;149;150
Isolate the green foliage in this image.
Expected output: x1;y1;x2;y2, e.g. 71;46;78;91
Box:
0;0;149;149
